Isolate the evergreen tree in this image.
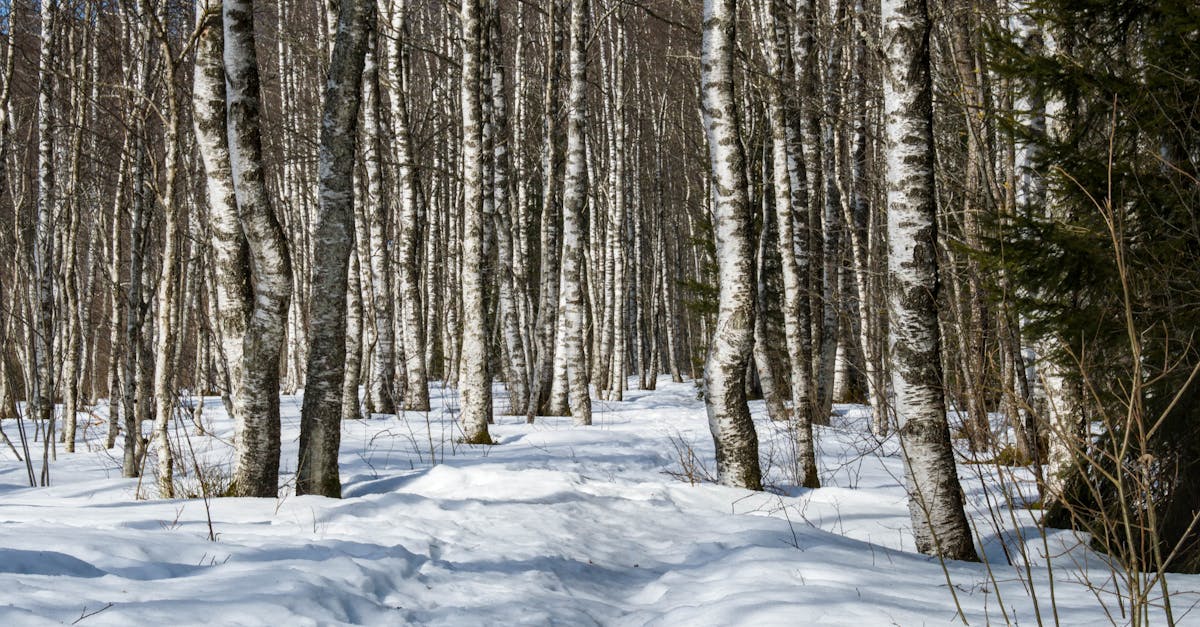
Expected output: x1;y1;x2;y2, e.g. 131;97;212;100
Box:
991;0;1200;572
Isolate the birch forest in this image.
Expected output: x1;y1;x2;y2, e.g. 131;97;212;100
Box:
0;0;1197;623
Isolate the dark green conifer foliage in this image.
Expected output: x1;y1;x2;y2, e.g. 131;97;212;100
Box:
989;0;1200;572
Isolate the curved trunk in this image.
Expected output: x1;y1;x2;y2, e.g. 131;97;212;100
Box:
224;0;295;497
701;0;762;491
296;0;373;497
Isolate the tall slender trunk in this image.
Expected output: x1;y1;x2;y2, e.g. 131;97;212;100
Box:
459;0;494;443
754;147;788;423
882;0;977;561
489;0;530;415
342;251;365;421
757;1;819;488
384;0;430;411
701;0;762;491
527;0;564;420
224;0;295;497
296;0;373;497
150;51;185;498
607;15;628;401
362;30;396;415
557;0;592;426
61;25;90;454
32;0;58;485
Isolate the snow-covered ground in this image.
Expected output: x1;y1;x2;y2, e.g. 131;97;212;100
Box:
0;378;1194;625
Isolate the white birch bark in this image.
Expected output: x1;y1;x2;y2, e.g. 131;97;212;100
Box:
343;249;365;422
194;0;246;435
558;0;592;426
701;0;762;491
297;0;374;497
122;29;152;477
607;15;628;402
61;25;90;454
150;31;187;498
459;0;494;443
105;140;130;451
224;0;295;497
32;0;57;485
757;1;819;488
754;160;789;424
527;0;565;419
882;0;977;561
384;0;430;411
362;31;396;416
488;0;530;415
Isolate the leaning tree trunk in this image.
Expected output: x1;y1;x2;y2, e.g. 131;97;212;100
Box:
296;0;374;497
459;0;494;444
701;0;762;491
224;0;294;497
882;0;978;561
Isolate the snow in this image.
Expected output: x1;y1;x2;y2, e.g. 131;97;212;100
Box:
0;379;1194;625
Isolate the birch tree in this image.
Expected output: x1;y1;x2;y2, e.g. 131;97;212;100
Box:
298;0;374;497
384;0;430;412
756;0;819;488
701;0;761;491
224;0;295;497
489;0;530;416
31;0;57;485
557;0;592;426
362;26;395;416
148;4;194;497
882;0;977;561
459;0;494;443
527;0;564;420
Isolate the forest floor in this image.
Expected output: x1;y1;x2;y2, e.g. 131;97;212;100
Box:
0;378;1194;625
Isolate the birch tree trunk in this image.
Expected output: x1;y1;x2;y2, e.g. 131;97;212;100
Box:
384;0;430;411
194;0;251;473
701;0;762;491
759;1;819;488
489;0;530;416
123;91;151;478
342;251;365;421
527;0;564;420
296;0;373;497
607;14;628;402
105;141;130;451
882;0;977;561
459;0;494;444
150;46;186;498
558;0;592;426
32;0;57;485
754;152;789;424
224;0;295;497
362;29;395;416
